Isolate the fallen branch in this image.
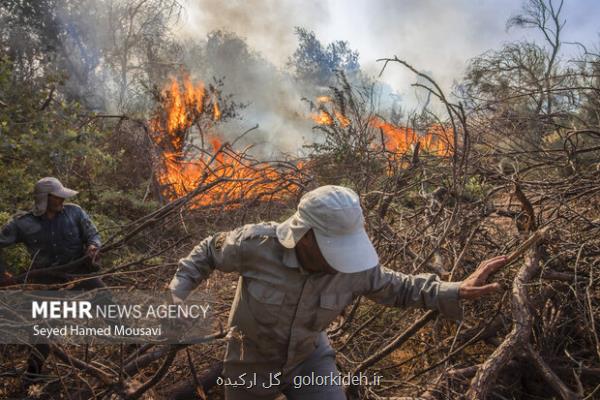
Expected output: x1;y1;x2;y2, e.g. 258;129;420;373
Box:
126;347;178;399
527;343;581;400
467;248;541;399
50;344;121;391
123;329;229;377
166;362;224;400
352;310;437;376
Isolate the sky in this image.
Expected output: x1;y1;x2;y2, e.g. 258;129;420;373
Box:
174;0;599;153
179;0;599;99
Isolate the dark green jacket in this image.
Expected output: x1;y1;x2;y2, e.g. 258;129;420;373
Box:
0;203;101;272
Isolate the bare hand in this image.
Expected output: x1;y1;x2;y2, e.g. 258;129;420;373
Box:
459;255;507;300
86;245;100;264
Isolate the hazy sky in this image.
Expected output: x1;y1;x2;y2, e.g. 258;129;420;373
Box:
174;0;599;153
179;0;600;96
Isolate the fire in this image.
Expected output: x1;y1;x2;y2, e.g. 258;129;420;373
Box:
310;95;453;156
150;74;300;207
311;96;350;127
334;111;350;127
213;101;221;121
370;118;453;156
149;75;217;153
313;110;334;125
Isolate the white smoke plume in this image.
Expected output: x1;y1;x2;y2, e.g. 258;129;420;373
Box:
45;0;599;155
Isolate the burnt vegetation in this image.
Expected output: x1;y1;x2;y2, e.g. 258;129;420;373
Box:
1;0;599;399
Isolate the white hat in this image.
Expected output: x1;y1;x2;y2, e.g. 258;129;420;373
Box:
33;177;78;216
276;185;379;273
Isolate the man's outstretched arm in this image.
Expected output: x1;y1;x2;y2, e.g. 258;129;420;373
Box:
362;256;507;320
169;230;243;302
363;267;464;320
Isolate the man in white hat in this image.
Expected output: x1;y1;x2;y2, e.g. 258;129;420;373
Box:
169;185;506;399
0;176;104;384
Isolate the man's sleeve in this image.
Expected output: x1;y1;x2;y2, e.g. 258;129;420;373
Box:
79;208;101;247
361;266;463;320
168;230;242;301
0;220;20;274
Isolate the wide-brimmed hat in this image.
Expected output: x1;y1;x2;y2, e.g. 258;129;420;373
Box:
33;177;78;216
276;185;379;273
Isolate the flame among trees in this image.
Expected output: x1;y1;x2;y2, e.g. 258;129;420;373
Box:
149;75;301;207
311;94;454;157
150;74;455;208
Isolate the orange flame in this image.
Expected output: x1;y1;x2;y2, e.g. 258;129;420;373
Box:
212;99;221;121
309;95;453;157
312;110;334;125
311;96;350;127
334;111;350;127
150;75;300;207
370;118;453;156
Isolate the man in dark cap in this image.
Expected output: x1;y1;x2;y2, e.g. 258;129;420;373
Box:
169;185;506;399
0;176;105;385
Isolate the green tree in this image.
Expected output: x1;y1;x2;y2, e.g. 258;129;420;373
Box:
288;27;360;87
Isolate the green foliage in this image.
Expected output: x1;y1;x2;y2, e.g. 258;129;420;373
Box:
0;53;159;271
0;211;29;273
1;0;184;113
0;56;108;213
96;190;159;221
464;175;491;201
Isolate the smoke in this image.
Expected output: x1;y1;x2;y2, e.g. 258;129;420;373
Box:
44;0;334;154
175;1;337;155
179;31;318;156
174;0;530;153
177;0;599;129
51;1;113;112
178;0;330;67
42;0;599;154
49;0;186;114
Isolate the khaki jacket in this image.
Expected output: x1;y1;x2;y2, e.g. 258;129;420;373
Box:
169;222;462;387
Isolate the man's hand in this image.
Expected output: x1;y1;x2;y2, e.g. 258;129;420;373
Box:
459;255;507;300
86;245;100;264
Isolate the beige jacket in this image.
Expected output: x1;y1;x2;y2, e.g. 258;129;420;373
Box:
169;222;462;385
